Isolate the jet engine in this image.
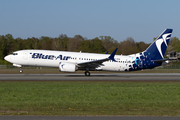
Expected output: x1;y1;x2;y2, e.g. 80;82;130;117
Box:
13;63;22;68
59;62;76;72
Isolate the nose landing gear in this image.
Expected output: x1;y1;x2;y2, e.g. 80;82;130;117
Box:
20;67;23;73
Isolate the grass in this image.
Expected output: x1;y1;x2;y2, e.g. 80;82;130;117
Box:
0;81;180;116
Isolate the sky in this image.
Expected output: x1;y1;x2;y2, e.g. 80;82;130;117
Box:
0;0;180;43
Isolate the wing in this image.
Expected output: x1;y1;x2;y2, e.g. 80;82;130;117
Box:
77;58;109;68
77;48;118;70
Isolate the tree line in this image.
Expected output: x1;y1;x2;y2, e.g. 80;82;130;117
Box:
0;34;180;64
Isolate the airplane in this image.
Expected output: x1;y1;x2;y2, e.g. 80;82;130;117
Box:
4;29;173;76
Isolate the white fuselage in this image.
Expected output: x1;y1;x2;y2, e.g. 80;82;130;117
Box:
5;50;139;72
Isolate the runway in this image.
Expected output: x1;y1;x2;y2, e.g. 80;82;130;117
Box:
0;73;180;81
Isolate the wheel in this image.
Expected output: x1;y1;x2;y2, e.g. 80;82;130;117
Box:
85;71;90;76
20;68;23;73
20;70;23;73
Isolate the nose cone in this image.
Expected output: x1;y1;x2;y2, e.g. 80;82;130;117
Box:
4;55;10;62
4;56;7;60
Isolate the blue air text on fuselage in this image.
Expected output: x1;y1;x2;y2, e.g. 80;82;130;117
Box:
31;53;71;60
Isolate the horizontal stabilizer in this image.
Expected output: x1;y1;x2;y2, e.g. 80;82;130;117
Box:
151;58;168;63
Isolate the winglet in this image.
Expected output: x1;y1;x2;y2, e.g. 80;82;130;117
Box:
108;48;118;61
105;51;109;54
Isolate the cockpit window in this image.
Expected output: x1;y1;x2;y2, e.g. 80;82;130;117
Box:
11;53;18;55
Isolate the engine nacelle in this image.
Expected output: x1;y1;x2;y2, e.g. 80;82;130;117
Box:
13;63;22;68
59;62;76;72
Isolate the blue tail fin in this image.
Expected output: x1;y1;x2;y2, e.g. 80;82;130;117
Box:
144;29;173;60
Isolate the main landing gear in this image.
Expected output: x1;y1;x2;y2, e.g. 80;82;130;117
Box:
85;71;90;76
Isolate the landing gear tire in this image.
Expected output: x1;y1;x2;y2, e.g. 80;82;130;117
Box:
85;71;90;76
20;68;23;73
